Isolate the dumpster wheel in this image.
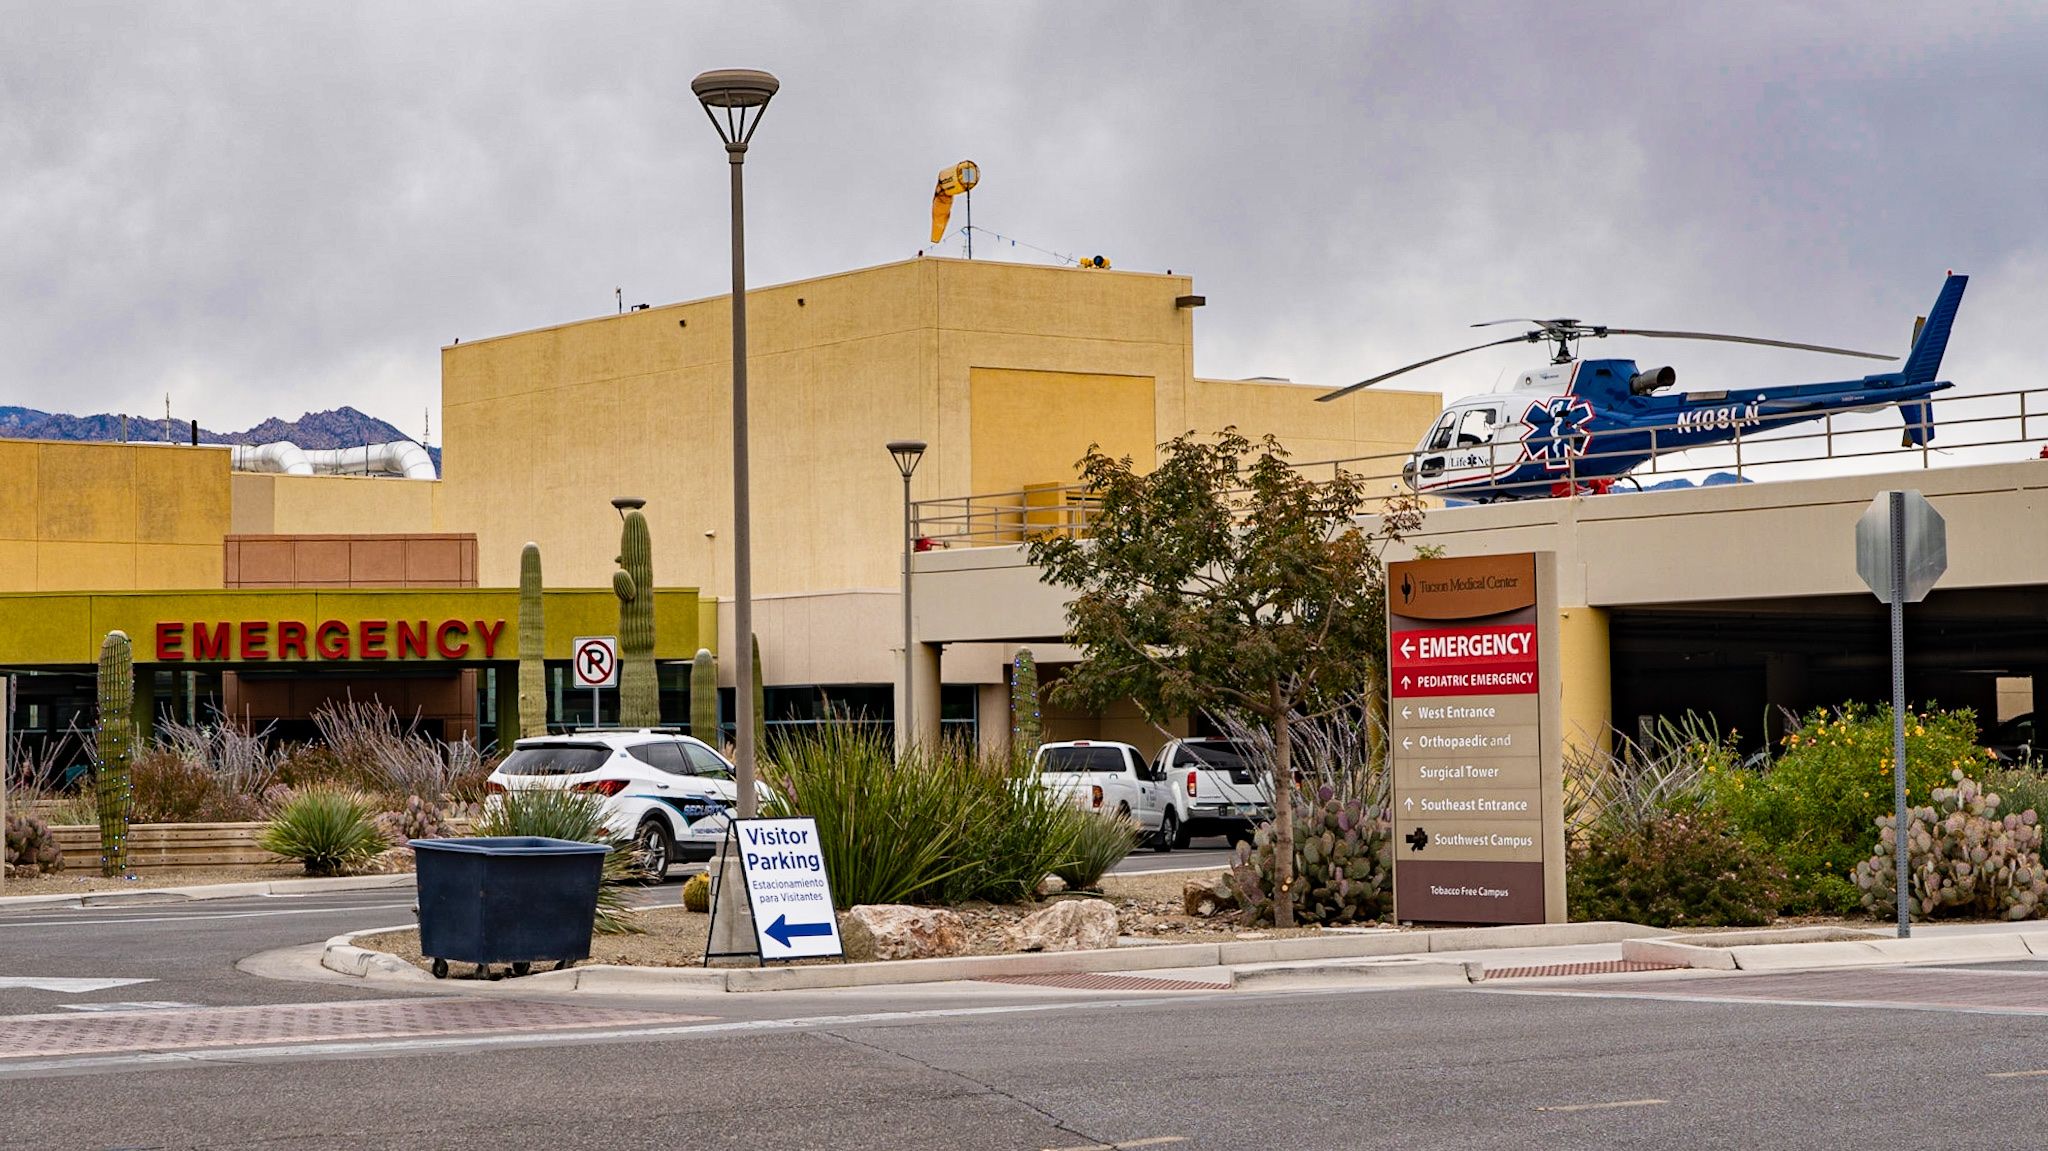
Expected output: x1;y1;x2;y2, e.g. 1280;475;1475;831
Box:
511;962;532;977
430;958;449;979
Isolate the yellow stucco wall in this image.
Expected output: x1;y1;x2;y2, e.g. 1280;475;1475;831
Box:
968;368;1158;496
0;587;702;665
437;257;1441;600
231;473;441;536
0;441;230;592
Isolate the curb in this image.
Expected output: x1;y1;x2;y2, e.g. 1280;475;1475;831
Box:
0;873;414;910
1231;958;1483;990
1624;928;2044;972
319;919;1665;995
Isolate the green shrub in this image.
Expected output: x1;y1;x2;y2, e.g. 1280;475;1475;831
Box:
1565;714;1735;842
475;786;643;934
763;727;1083;908
1980;765;2048;832
1855;769;2048;921
1051;811;1139;892
1715;703;1988;915
681;872;711;913
1230;786;1390;927
1568;809;1783;927
257;787;388;876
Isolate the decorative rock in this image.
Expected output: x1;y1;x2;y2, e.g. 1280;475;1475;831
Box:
841;904;968;963
1036;873;1069;897
1182;873;1234;918
1007;898;1119;953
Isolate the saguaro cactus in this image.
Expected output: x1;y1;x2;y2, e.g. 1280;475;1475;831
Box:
1011;648;1042;758
690;648;720;745
95;630;134;877
613;510;659;727
751;632;767;750
518;542;547;738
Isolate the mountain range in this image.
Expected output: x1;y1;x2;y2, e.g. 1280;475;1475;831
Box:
0;406;440;468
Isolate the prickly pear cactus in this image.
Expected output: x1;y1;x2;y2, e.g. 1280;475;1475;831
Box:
1855;768;2048;921
1011;648;1042;757
95;630;135;877
612;510;659;727
690;648;720;745
4;813;64;875
1228;785;1390;927
518;542;548;738
377;795;447;846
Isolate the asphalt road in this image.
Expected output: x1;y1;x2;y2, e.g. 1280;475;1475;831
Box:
13;961;2048;1149
0;889;418;1015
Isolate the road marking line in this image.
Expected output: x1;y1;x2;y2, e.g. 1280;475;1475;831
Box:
1043;1139;1187;1151
1989;1069;2048;1079
1477;986;2048;1018
1535;1098;1666;1113
1040;1130;1187;1138
57;1002;197;1013
0;978;152;993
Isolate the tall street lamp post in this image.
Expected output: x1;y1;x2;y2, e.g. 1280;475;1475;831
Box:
692;68;777;821
887;440;927;751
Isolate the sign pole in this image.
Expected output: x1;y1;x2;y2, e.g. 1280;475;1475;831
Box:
1;675;9;896
1889;490;1910;939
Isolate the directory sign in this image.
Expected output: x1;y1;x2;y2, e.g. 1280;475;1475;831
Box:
1387;553;1562;924
734;817;844;961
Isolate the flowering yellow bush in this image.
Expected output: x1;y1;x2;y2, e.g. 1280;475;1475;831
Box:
1714;703;1987;915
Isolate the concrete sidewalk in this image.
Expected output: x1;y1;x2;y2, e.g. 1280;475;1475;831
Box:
317;920;1669;995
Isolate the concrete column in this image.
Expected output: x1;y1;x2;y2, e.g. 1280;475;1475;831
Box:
1557;606;1612;756
911;640;943;749
976;683;1010;760
495;665;520;751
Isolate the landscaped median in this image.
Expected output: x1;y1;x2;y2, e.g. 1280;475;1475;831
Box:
320;918;1668;994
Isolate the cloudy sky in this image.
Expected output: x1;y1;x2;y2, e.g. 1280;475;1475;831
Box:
4;3;2044;443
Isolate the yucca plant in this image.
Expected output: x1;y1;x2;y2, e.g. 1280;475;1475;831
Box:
1050;810;1139;892
764;727;1088;907
474;786;644;934
257;786;389;876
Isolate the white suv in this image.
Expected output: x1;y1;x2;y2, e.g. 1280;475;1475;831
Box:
485;730;765;880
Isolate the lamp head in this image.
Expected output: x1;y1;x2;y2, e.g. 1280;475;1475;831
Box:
612;496;647;520
886;439;928;480
692;69;780;146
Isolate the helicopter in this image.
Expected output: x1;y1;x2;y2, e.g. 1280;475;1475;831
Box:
1318;275;1968;502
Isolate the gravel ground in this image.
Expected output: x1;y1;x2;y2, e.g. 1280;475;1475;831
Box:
356;864;1351;975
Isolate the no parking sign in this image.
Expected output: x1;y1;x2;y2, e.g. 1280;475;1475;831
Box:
571;635;618;689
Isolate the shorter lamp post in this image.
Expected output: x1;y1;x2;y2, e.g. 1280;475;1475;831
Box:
887;440;927;751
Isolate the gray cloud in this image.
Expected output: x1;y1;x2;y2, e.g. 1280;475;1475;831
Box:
3;2;2043;437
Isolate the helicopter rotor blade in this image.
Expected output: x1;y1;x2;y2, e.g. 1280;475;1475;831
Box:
1317;334;1538;403
1470;318;1550;329
1599;328;1895;361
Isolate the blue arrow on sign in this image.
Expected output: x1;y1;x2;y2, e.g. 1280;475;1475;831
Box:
764;914;832;948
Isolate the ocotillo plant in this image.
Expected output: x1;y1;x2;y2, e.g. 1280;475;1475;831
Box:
1011;648;1042;758
690;648;720;745
95;630;134;877
518;542;547;738
612;510;659;727
751;633;767;751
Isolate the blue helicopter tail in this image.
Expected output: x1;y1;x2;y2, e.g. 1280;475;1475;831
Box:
1900;274;1967;387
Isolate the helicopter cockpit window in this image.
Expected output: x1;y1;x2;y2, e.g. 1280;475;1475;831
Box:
1425;414;1458;452
1456;407;1499;446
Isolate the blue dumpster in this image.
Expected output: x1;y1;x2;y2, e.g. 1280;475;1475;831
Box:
411;836;610;978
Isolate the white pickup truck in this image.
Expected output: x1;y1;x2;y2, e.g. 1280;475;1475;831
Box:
1030;740;1187;853
1152;737;1273;848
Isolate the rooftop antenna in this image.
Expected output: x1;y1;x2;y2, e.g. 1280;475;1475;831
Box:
616;287;623;315
423;407;431;446
164;394;171;442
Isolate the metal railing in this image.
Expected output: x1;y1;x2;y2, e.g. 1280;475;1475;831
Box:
912;386;2048;547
